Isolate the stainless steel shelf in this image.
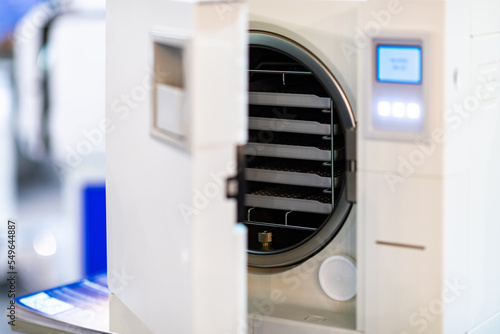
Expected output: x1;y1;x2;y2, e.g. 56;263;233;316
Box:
246;168;339;188
248;69;313;75
248;117;339;136
245;194;332;214
249;92;331;109
243;220;317;231
243;143;343;161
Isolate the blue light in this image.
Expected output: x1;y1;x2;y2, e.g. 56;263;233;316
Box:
83;185;107;276
0;0;44;42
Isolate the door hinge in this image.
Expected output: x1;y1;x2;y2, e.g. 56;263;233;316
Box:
226;146;246;221
345;127;356;203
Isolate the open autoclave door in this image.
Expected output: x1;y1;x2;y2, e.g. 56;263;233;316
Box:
106;1;249;333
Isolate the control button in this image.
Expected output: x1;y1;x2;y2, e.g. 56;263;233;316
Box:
377;101;391;117
406;103;421;119
392;102;405;118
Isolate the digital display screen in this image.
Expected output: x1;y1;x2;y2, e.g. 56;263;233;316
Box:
377;45;422;84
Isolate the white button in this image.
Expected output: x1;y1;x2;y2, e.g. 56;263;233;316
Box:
377;101;391;117
392;102;405;118
407;103;421;119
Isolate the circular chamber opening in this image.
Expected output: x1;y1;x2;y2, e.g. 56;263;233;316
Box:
243;32;355;268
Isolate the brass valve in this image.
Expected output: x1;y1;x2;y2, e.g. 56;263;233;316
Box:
258;231;273;251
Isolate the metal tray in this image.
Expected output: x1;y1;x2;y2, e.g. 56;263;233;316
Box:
243;143;343;161
246;168;341;188
249;92;331;109
244;220;317;231
245;194;332;214
248;117;339;136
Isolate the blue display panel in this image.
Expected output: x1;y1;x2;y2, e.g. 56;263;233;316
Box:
377;45;422;84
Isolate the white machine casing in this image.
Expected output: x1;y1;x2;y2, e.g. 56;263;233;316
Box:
106;0;500;333
106;1;248;334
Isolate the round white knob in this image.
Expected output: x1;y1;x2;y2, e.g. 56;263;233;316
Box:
318;255;357;301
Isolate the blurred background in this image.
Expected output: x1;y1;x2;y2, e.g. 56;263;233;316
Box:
0;1;107;330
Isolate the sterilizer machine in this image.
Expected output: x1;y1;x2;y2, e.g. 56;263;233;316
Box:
106;0;500;333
